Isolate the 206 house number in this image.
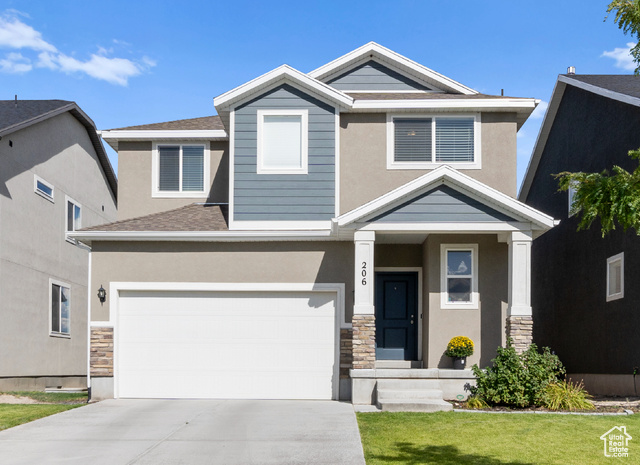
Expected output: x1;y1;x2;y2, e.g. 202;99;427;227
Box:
361;262;367;285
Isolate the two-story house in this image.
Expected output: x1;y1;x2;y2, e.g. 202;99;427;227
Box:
520;74;640;396
0;99;117;391
73;43;555;409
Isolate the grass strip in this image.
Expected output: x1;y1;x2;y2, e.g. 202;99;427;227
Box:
0;404;82;431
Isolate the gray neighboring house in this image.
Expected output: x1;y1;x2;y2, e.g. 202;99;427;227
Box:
0;100;117;391
73;43;557;409
520;74;640;396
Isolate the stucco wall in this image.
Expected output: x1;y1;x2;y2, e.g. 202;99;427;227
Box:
117;140;228;220
339;112;518;214
0;111;117;381
90;241;354;322
423;234;508;368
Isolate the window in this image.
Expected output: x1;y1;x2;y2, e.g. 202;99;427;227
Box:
152;143;209;197
387;114;480;169
34;175;54;202
65;196;81;242
606;252;624;302
257;109;308;174
50;280;70;336
568;181;578;217
441;244;479;308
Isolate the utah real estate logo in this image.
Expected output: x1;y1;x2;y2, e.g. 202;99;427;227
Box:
600;426;632;458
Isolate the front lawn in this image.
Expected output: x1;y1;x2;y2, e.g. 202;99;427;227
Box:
0;391;87;431
358;411;639;464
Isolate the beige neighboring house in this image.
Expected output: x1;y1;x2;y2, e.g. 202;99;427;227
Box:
0;100;117;391
73;43;557;410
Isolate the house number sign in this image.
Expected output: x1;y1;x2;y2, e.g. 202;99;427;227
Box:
361;262;367;285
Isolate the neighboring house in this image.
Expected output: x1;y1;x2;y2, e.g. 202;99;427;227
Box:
519;74;640;396
0;100;117;391
73;43;555;409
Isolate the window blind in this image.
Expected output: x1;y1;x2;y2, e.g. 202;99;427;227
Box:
262;115;302;169
435;118;474;162
394;118;432;162
182;146;204;191
159;146;180;191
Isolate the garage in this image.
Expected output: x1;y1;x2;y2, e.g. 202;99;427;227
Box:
116;288;338;399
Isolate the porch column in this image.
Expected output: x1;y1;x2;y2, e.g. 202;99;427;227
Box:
506;230;533;353
353;230;375;369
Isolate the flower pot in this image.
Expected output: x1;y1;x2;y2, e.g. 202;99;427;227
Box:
452;356;467;370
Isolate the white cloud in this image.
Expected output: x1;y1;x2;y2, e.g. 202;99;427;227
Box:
0;52;32;73
0;10;155;85
530;100;548;119
0;12;56;52
602;42;636;71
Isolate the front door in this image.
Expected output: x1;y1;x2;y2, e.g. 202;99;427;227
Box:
375;272;418;360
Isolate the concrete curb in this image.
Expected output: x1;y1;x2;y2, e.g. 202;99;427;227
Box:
453;408;634;416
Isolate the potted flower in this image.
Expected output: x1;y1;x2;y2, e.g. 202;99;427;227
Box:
445;336;474;370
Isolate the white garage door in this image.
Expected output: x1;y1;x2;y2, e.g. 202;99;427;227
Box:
117;290;337;399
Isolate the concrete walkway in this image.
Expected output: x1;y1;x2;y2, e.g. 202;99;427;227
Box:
0;399;366;464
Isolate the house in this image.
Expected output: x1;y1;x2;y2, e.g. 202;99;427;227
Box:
0;99;117;391
72;43;555;408
519;74;640;396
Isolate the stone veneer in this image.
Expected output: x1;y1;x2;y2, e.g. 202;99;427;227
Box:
340;328;353;379
506;316;533;353
352;314;375;369
90;326;114;377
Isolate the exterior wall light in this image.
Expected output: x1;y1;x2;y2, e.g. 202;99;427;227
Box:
97;285;107;303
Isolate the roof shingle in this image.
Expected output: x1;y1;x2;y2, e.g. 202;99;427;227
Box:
0;99;73;133
111;115;224;131
563;75;640;100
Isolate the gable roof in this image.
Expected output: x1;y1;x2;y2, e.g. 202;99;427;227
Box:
111;115;225;131
519;75;640;202
309;42;478;95
0;99;117;200
337;165;556;236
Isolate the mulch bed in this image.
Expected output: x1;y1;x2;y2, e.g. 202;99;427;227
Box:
452;396;640;414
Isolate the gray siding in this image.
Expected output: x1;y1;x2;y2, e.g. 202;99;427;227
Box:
370;185;515;223
327;60;431;91
234;84;335;221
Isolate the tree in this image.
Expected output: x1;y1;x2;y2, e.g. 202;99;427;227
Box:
556;148;640;237
607;1;640;74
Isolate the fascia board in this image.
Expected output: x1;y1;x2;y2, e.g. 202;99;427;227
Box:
309;42;478;95
337;165;556;230
214;65;353;111
0;103;76;137
351;98;539;112
559;75;640;108
99;129;228;140
68;230;336;243
518;79;566;202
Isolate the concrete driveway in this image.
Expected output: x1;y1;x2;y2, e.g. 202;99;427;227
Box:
0;399;366;464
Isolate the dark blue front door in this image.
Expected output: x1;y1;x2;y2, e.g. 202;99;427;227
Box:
375;272;418;360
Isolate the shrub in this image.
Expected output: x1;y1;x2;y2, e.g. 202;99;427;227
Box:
466;396;488;409
541;380;595;411
469;339;565;408
445;336;474;358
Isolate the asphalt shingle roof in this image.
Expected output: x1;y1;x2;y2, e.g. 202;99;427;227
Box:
0;99;73;133
111;115;224;131
81;203;229;232
563;75;640;99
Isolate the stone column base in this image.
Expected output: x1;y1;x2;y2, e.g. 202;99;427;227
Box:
506;316;533;353
352;314;375;369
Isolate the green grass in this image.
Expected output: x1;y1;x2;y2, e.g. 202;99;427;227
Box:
0;391;87;431
2;391;88;404
357;411;639;464
0;404;82;431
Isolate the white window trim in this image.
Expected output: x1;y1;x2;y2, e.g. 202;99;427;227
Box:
34;174;55;203
440;244;479;309
387;113;481;170
257;109;309;175
49;278;71;338
65;195;82;244
152;142;210;198
606;252;624;302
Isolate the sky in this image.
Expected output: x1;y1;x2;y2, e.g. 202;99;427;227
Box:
0;0;636;192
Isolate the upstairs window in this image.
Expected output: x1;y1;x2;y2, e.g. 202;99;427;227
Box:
34;175;54;202
50;280;70;336
257;109;308;174
153;143;208;197
388;114;480;169
65;196;81;243
568;181;578;217
606;252;624;302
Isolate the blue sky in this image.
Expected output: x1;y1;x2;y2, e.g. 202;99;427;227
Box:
0;1;636;191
